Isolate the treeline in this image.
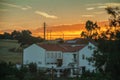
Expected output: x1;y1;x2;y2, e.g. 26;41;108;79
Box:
0;61;48;80
0;61;112;80
0;30;44;46
81;7;120;80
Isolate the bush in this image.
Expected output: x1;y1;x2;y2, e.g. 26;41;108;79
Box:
28;63;37;74
80;72;112;80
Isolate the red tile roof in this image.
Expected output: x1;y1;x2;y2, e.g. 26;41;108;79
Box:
65;38;97;45
37;44;85;52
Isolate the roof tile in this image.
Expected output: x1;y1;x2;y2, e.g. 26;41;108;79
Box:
37;44;85;52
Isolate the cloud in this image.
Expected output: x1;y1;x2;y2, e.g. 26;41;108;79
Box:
81;15;94;18
0;2;32;10
35;11;58;19
86;3;103;6
94;11;105;14
0;2;58;19
86;2;120;10
105;3;120;7
97;3;120;9
21;6;32;10
86;7;94;10
97;6;107;9
0;9;8;12
86;3;120;7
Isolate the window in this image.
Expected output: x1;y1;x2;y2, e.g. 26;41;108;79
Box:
49;52;52;58
47;53;50;58
55;53;57;58
73;54;77;62
51;53;53;58
57;53;59;58
38;61;42;64
53;53;55;58
82;54;85;60
58;53;61;58
46;63;50;64
88;61;91;65
82;66;86;73
88;46;92;50
57;59;62;67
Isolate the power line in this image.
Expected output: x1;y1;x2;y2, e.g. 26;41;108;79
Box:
39;22;83;40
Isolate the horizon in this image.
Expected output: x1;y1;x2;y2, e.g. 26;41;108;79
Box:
0;21;109;40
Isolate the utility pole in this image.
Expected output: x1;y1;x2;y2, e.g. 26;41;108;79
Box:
43;22;46;40
51;66;54;80
50;30;52;40
63;33;64;40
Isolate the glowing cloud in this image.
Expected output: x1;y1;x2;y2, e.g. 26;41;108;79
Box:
0;2;32;10
97;3;120;9
86;7;94;10
35;11;58;19
105;3;120;7
82;15;94;17
86;2;120;10
86;3;103;6
94;11;105;14
21;6;32;10
97;6;107;9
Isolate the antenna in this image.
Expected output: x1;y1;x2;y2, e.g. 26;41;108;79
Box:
50;30;52;40
43;22;46;40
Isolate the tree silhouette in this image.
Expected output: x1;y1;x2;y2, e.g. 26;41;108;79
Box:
17;30;32;46
106;7;120;28
3;32;12;39
91;7;120;80
81;31;87;38
14;30;43;47
81;20;99;39
11;30;21;40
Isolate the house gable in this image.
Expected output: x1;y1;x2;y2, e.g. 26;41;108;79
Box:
24;44;45;52
23;44;46;67
78;42;96;72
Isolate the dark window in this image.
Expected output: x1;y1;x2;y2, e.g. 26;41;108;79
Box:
82;66;86;73
57;59;62;67
38;61;42;64
82;54;85;60
88;46;92;50
73;54;77;62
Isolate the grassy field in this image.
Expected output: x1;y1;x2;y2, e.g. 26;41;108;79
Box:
0;39;22;64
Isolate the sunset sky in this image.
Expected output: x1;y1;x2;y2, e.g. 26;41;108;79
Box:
0;0;120;39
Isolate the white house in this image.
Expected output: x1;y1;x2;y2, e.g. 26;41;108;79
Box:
23;44;46;68
23;42;96;77
78;42;96;72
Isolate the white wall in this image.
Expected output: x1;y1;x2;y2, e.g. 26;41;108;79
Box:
78;42;96;72
62;52;75;67
23;44;46;67
23;44;63;68
46;51;62;64
23;42;96;71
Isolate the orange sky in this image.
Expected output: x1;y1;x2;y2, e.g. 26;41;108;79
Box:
0;21;109;40
31;21;109;40
0;0;119;40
